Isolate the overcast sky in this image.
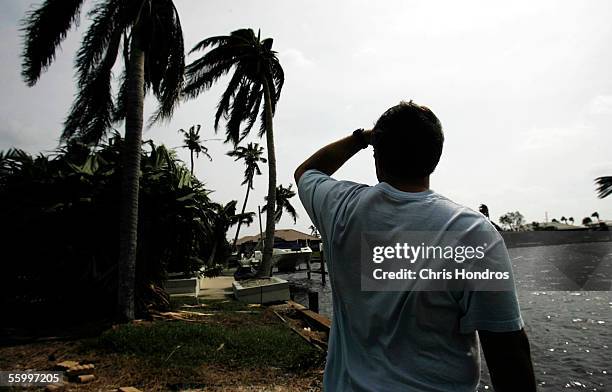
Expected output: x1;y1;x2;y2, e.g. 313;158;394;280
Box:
1;0;612;236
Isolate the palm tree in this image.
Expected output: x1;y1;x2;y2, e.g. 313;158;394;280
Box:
179;124;216;174
227;143;267;248
595;176;612;199
569;217;574;225
591;212;600;222
183;28;284;277
206;200;255;267
561;216;567;225
582;217;593;226
262;184;297;224
21;0;185;321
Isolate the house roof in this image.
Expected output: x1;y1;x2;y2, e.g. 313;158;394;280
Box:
236;229;320;245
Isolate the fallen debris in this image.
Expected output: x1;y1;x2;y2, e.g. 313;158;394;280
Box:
76;374;95;383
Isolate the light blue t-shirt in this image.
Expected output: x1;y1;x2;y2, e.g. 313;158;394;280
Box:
297;169;523;392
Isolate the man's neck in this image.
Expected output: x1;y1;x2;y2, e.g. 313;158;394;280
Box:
381;176;430;193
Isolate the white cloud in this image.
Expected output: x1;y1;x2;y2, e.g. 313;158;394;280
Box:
279;48;314;68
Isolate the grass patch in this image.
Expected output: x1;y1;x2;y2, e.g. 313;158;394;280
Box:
95;320;322;370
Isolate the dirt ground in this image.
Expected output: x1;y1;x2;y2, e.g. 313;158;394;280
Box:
0;306;325;391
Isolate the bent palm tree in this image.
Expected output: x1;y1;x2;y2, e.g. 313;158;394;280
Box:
183;28;284;277
179;124;214;174
262;184;298;224
227;142;266;248
21;0;185;321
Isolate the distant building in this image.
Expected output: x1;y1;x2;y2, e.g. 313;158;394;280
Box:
524;220;611;231
236;229;322;253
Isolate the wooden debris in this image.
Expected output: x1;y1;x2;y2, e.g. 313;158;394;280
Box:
76;374;95;383
149;310;207;322
298;309;331;330
55;360;79;371
117;387;143;392
66;363;95;376
273;310;286;323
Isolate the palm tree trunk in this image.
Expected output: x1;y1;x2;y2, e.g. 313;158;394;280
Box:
117;23;145;322
190;150;194;175
233;179;252;249
258;79;277;277
207;241;218;267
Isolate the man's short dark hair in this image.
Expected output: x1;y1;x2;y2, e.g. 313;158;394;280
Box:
373;100;444;180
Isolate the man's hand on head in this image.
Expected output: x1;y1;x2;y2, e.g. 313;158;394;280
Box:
294;128;373;184
363;129;374;146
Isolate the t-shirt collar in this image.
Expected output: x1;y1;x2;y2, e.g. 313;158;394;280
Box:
375;181;435;199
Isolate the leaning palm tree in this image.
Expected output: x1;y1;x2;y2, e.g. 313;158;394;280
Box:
179;124;216;174
591;212;600;222
595;176;612;199
262;184;298;224
183;28;284;277
227;142;267;248
21;0;185;321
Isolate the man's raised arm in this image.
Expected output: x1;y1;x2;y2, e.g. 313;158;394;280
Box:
294;129;373;183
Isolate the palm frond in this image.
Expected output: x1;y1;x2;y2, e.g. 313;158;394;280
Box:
226;82;251;145
147;0;185;124
21;0;85;86
270;60;285;103
214;68;244;131
284;203;298;223
75;0;124;87
183;59;236;100
112;32;130;122
189;35;235;54
62;27;122;144
241;81;263;138
595;176;612;199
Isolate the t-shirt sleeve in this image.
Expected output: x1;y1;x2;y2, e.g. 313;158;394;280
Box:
457;229;524;334
297;169;366;240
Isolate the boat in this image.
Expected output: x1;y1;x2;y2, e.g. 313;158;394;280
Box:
238;246;313;273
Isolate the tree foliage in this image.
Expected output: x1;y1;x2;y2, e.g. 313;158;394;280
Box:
0;135;231;324
21;0;185;144
262;184;298;224
498;211;525;231
183;28;284;145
